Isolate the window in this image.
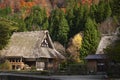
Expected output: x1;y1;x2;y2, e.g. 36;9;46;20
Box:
41;39;49;47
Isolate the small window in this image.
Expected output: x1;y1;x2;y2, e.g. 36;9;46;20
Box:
41;39;49;47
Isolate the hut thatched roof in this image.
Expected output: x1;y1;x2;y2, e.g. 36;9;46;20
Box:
1;30;65;59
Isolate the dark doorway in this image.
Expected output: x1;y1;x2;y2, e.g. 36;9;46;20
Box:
24;61;36;67
97;63;105;72
12;65;15;69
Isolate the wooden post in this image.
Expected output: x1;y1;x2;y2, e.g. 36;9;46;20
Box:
20;57;22;62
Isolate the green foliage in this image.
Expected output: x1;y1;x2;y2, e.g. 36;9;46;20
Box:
7;13;27;32
90;1;112;23
80;17;100;60
0;60;12;70
104;2;112;19
97;1;111;23
25;6;48;31
89;4;97;20
49;8;69;45
67;63;87;75
104;39;120;63
66;4;75;38
0;7;12;17
0;18;18;50
0;24;10;50
66;1;89;38
110;0;120;21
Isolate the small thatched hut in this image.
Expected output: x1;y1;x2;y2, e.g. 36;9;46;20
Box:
85;54;106;73
1;30;65;70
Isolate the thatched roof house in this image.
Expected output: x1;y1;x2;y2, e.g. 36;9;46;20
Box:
1;30;65;70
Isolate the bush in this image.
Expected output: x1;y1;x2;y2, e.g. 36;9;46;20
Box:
31;66;36;71
67;63;87;75
0;60;12;70
107;64;120;78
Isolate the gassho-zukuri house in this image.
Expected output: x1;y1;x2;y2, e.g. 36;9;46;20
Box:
1;30;65;71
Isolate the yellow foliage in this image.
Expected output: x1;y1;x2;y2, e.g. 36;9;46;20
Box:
72;33;82;50
66;33;83;63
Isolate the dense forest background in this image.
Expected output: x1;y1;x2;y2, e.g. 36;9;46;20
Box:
0;0;120;63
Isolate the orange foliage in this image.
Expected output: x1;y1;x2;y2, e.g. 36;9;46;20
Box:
81;0;92;5
20;0;35;9
60;8;66;13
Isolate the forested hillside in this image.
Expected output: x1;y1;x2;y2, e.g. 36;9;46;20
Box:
0;0;120;63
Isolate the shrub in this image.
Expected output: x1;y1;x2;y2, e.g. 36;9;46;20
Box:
67;63;87;75
107;64;120;78
0;60;12;70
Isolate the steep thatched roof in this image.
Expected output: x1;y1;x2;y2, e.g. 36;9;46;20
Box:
1;30;65;59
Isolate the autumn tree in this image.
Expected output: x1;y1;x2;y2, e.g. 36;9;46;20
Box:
80;17;100;60
49;8;69;45
66;33;82;63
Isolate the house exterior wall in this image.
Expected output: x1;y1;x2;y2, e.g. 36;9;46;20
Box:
7;57;25;70
6;57;60;71
87;60;97;73
10;62;25;70
87;59;107;73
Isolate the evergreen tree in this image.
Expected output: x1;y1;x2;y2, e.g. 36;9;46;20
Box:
7;13;27;32
89;4;97;19
110;0;120;21
104;2;112;18
66;2;89;38
0;18;18;50
80;17;100;60
73;4;89;35
104;39;120;63
25;6;48;31
95;0;105;23
66;2;75;38
0;24;10;50
95;0;112;23
49;9;69;45
0;7;12;17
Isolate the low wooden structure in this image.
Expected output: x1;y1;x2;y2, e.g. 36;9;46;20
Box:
1;30;65;70
85;54;106;73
